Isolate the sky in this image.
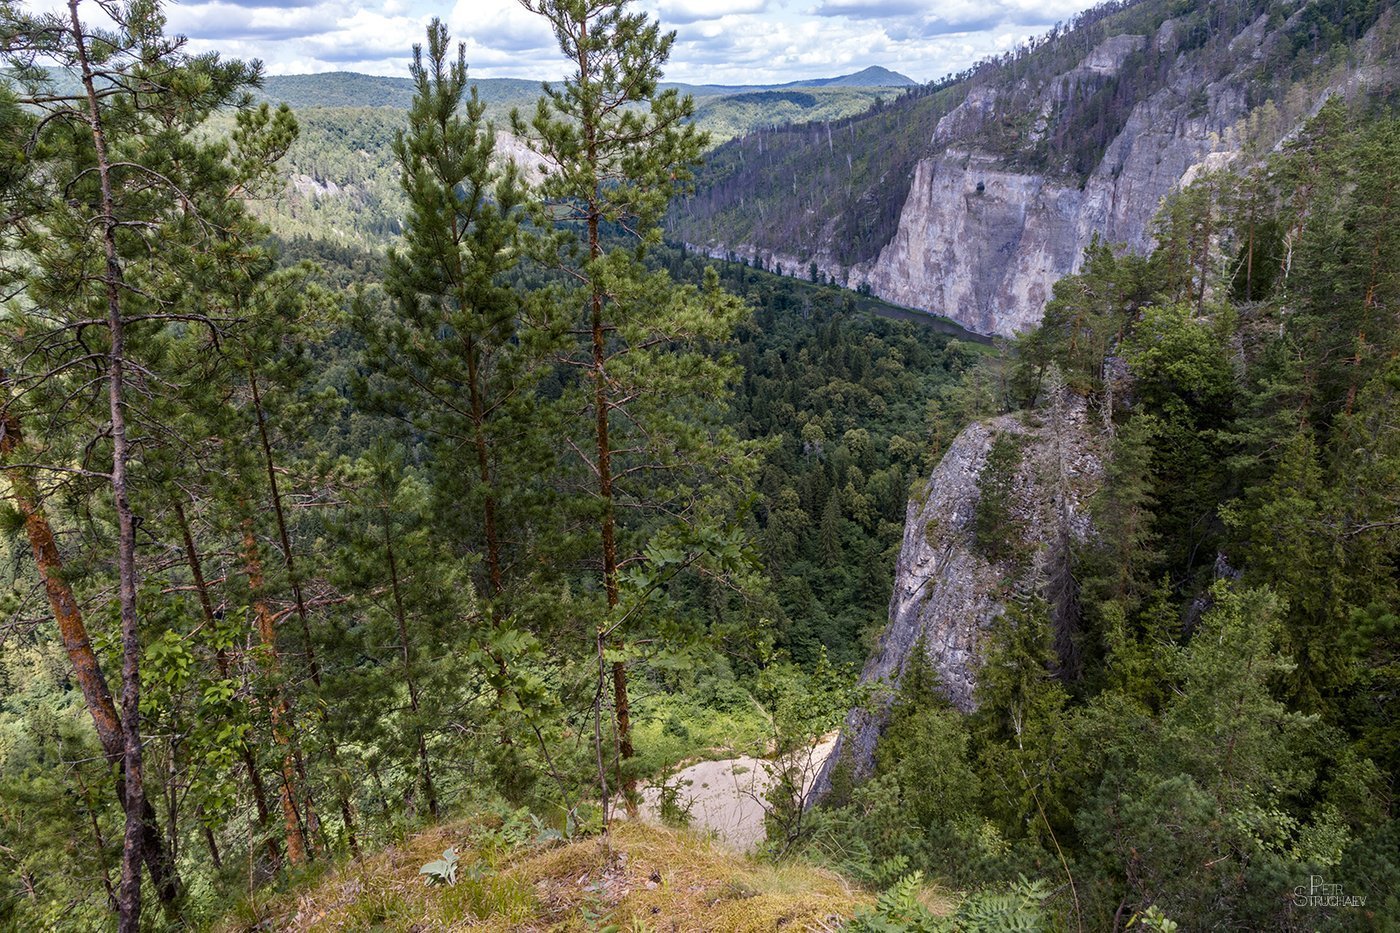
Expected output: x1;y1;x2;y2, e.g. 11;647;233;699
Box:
30;0;1102;84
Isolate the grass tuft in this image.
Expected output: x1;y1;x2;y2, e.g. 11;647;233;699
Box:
212;817;875;931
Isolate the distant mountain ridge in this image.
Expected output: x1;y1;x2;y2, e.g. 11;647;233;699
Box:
801;66;916;87
669;0;1400;336
666;65;917;96
256;66;915;112
228;67;915;245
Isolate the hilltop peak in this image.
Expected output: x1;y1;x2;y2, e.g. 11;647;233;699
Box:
818;65;917;87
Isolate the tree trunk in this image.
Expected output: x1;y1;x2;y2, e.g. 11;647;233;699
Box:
171;495;282;868
247;367;358;856
1045;374;1083;682
1194;189;1214;317
1;414;181;905
1244;207;1255;300
590;209;635;809
369;761;393;823
464;337;504;596
248;368;319;677
68;3;150;924
197;807;222;870
2;412;119;755
460;337;514;710
579;12;633;812
241;522;310;866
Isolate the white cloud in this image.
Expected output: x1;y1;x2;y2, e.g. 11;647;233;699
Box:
23;0;1105;83
444;0;560;77
654;0;768;25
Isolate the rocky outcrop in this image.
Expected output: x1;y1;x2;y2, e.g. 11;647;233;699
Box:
496;131;550;184
1079;34;1148;75
855;153;1088;335
685;6;1400;337
838;21;1255;336
812;393;1103;797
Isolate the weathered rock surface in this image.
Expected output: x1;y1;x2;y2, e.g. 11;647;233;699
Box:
811;395;1103;798
857;153;1088;335
688;9;1400;336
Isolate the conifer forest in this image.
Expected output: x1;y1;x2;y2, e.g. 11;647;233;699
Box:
1;0;1398;930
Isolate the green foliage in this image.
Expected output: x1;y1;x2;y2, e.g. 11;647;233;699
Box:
755;651;858;850
874;100;1400;930
673;83;962;269
845;872;1049;933
874;653;980;838
655;248;975;665
972;434;1024;565
1072;586;1351;927
649;770;695;829
3;2;1399;929
694;87;898;143
846;872;944;933
804;652;988;886
1128;906;1178;932
419;847;460;886
199;71;903;250
945;879;1050;932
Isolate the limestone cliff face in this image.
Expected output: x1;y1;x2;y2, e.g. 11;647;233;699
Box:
812;395;1103;796
856;153;1088;336
853;77;1240;335
831;23;1251;337
686;7;1400;336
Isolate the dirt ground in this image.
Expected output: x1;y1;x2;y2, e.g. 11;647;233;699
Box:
632;733;839;851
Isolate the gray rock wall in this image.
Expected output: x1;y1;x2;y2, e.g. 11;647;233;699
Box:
702;11;1399;337
853;26;1243;336
811;395;1102;798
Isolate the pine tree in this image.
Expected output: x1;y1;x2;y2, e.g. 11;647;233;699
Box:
1080;585;1333;928
1228;429;1345;709
971;594;1073;857
0;2;295;922
227;264;360;857
973;432;1024;565
1081;412;1162;681
819;494;844;568
516;0;753;812
369;19;545;611
1120;303;1233;580
336;442;445;820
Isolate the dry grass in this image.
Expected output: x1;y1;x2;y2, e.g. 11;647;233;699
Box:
215;817;871;932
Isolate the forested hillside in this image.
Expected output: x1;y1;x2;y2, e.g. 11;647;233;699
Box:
810;95;1400;931
0;0;1397;931
0;2;968;930
258;66;913;112
236;69;908;247
670;0;1400;335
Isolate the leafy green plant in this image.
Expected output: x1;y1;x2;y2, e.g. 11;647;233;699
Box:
845;872;1049;933
1129;905;1179;931
951;877;1050;931
845;872;942;933
579;899;656;933
478;807;566;853
419;847;460;886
